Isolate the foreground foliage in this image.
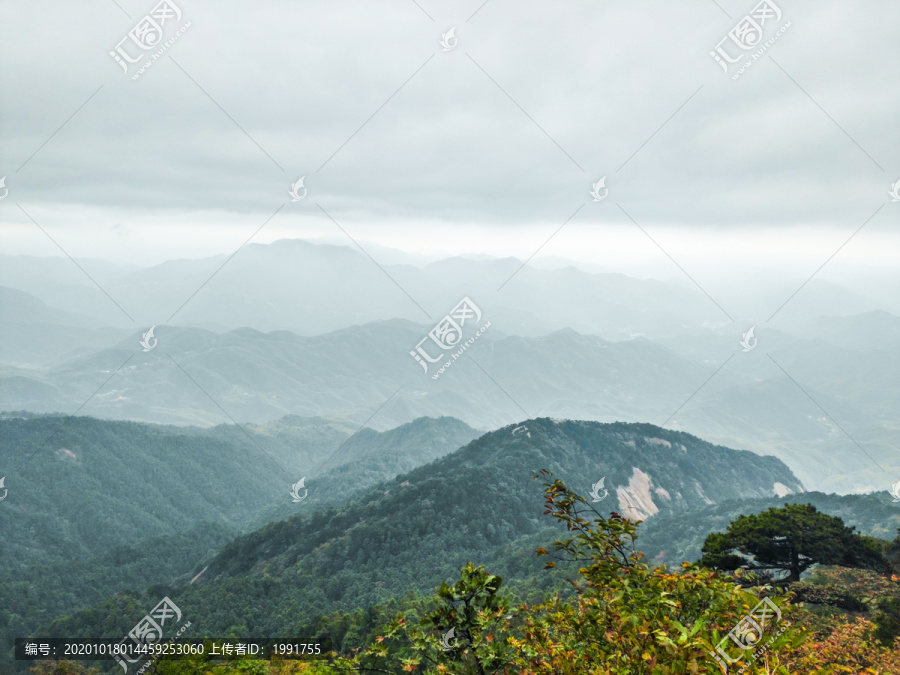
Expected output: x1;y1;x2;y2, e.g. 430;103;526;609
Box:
349;471;804;673
29;476;900;675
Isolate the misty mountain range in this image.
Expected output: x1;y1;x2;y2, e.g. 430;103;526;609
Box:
3;0;897;669
0;241;897;668
1;239;897;494
0;238;894;338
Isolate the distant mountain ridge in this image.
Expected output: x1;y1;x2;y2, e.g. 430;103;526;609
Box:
2;239;898;495
2;316;895;493
0;241;727;337
0;321;703;429
1;241;889;337
0;286;129;367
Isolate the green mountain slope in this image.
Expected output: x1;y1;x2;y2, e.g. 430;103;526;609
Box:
0;521;236;659
40;419;804;648
0;414;476;572
251;416;481;527
0;414;478;666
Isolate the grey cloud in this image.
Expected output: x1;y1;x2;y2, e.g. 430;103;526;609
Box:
0;0;897;237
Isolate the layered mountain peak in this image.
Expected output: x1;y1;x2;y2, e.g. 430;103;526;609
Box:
202;418;802;583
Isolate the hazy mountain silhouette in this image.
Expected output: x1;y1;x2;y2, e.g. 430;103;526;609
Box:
2;313;896;492
1;242;888;337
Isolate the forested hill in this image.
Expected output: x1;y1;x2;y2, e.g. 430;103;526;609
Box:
0;412;479;666
251;415;481;527
0;413;477;573
42;419;804;646
202;419;802;582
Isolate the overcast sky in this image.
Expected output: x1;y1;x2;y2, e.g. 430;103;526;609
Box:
1;0;898;294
